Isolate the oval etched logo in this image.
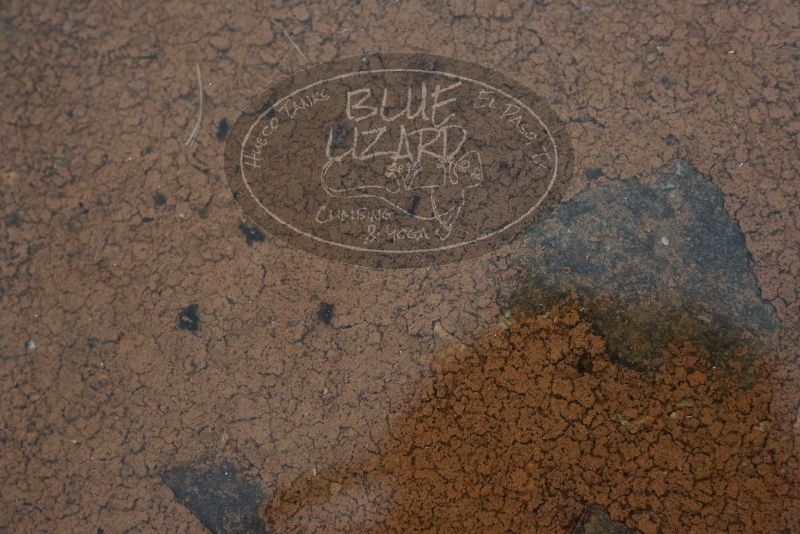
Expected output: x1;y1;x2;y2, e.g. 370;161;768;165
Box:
224;53;572;267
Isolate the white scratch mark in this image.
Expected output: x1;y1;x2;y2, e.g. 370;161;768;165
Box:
278;23;310;65
185;64;203;147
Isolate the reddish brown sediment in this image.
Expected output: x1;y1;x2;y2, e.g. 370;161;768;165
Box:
266;303;800;532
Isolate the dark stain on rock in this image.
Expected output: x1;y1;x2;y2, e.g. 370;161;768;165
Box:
153;192;167;206
408;195;421;216
413;56;438;71
161;462;266;534
258;101;276;118
573;505;633;534
1;16;18;34
584;168;604;180
239;224;265;246
576;353;593;374
217;118;230;141
317;302;334;325
327;122;353;150
4;213;20;227
510;160;777;376
178;304;199;332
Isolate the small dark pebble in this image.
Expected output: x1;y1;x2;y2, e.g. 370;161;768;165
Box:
178;304;199;332
216;118;229;141
665;134;679;145
317;302;334;325
238;224;265;246
153;192;167;206
584;168;604;180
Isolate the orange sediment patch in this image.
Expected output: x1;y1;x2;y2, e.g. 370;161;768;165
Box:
267;303;800;533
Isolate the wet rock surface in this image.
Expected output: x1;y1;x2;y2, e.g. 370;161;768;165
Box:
513;160;777;373
573;505;633;534
161;462;266;534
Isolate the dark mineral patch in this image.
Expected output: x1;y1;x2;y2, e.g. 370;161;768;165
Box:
178;304;199;332
4;212;20;227
573;505;633;534
258;101;275;118
217;118;230;141
412;55;438;71
584;168;604;180
161;462;266;534
408;195;421;216
317;302;334;325
239;224;266;246
511;160;776;374
327;122;353;150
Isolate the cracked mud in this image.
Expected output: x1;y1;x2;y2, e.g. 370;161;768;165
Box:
1;1;798;533
266;303;798;532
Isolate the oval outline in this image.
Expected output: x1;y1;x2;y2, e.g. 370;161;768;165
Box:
237;68;559;255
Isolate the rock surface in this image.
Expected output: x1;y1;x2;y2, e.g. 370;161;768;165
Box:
161;462;266;534
573;505;633;534
514;160;777;372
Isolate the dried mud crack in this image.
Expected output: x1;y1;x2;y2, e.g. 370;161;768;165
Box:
265;303;799;533
1;1;798;532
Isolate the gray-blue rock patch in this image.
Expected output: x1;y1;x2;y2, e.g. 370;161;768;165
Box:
511;160;776;374
161;462;266;534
